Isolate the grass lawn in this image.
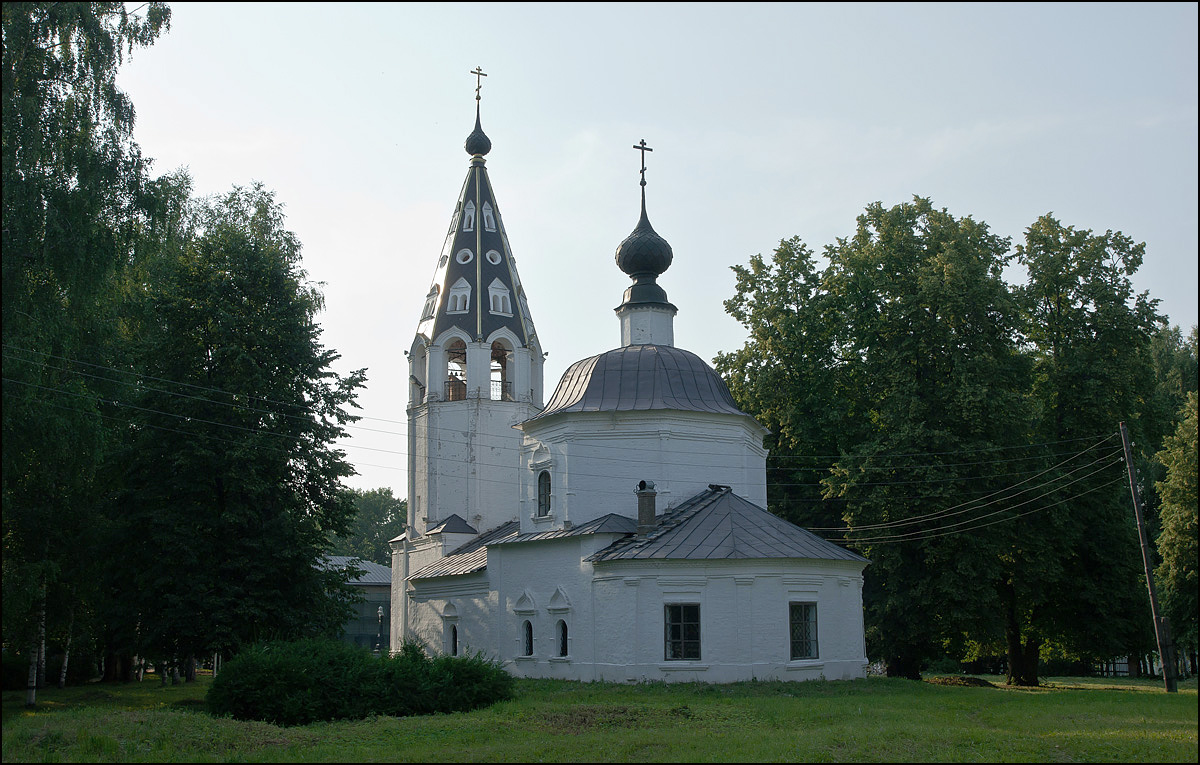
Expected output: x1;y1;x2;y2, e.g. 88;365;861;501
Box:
2;672;1196;762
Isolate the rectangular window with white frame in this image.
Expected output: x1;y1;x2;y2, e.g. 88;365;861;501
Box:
664;603;701;660
789;602;818;660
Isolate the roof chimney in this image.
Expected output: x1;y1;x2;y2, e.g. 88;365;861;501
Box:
636;480;657;538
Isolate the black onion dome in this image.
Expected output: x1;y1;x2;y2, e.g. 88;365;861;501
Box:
615;198;673;277
464;105;491;156
528;344;747;421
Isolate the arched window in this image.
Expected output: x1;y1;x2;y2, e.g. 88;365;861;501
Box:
482;201;496;231
451;625;459;657
522;620;534;656
445;339;467;401
490;341;511;401
537;471;551;517
556;620;568;657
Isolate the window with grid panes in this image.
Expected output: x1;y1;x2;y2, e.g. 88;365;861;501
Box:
789;603;818;660
664;604;701;660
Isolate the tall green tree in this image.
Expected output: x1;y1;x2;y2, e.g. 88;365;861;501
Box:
714;236;844;531
111;183;367;668
330;488;407;565
1155;391;1198;667
717;198;1033;679
819;198;1032;679
1011;215;1162;684
2;1;171;701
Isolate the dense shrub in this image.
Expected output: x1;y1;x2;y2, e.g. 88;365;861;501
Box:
205;638;513;726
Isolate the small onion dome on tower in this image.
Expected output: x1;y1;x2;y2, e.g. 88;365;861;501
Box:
616;139;674;307
464;103;492;157
615;192;673;305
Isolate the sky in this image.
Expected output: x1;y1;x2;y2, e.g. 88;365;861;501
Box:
114;2;1199;497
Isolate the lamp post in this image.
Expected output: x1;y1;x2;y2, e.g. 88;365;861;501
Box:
374;605;384;657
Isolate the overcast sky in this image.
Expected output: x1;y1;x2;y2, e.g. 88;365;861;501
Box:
115;2;1199;497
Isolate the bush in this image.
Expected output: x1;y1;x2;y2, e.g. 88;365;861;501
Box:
206;638;513;726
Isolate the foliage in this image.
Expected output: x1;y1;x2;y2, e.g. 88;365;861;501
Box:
1155;392;1198;654
717;199;1170;685
4;674;1196;762
205;638;513;726
329;487;407;565
2;0;171;698
109;184;367;663
1008;214;1162;684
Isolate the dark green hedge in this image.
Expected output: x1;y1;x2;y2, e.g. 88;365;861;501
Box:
205;639;513;726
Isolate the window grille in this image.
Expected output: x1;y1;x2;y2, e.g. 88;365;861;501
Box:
789;603;818;660
522;620;534;656
664;604;701;660
537;471;551;517
557;620;568;657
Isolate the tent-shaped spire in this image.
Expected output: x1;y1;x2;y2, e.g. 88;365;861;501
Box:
415;80;537;349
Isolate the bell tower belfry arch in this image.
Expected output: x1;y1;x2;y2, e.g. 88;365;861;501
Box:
405;70;544;542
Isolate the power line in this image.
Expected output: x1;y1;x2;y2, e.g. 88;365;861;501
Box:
806;440;1121;531
5;349;1121;479
3;345;1118;467
9;374;1124;500
824;466;1126;544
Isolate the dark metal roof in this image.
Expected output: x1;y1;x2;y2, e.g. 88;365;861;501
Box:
427;514;477;535
490;513;638;546
409;521;520;580
321;556;393;586
415;120;537;348
527;344;748;422
586;486;868;564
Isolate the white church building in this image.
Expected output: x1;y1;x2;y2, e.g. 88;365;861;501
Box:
389;91;869;683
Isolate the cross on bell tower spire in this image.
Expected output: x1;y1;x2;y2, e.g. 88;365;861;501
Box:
633;139;653;188
471;66;487;101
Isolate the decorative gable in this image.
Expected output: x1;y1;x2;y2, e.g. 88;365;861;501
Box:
513;590;536;615
548;587;571;614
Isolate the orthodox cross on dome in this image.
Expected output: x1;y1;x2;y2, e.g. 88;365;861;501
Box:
633;139;653;188
470;66;487;102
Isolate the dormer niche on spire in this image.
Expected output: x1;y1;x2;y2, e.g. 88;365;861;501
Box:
614;139;677;347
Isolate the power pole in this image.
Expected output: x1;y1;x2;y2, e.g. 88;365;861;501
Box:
1119;421;1178;693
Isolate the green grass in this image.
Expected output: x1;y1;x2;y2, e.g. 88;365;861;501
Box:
3;672;1196;762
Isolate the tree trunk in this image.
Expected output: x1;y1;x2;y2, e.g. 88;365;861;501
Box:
25;645;39;707
1002;581;1040;686
185;654;196;682
36;610;47;689
25;581;46;706
58;603;75;689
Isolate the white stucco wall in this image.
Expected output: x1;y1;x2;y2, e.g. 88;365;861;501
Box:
408;397;534;536
404;571;496;657
482;537;867;683
517;410;768;534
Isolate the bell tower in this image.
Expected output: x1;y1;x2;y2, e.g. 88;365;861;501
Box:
406;70;544;539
